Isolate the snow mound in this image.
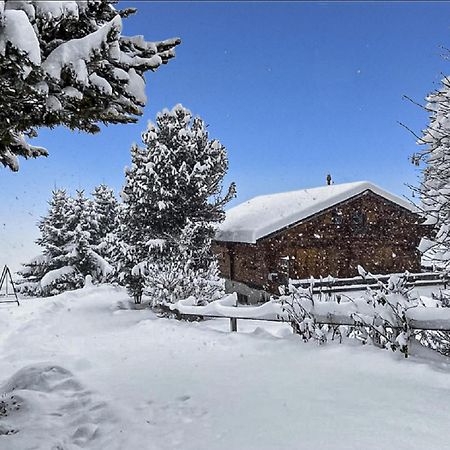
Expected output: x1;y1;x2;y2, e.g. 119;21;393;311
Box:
0;363;118;449
2;364;81;393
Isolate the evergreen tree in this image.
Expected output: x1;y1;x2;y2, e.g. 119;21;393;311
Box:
0;1;180;171
19;189;114;296
413;77;450;269
119;104;236;305
92;184;119;240
117;144;154;302
18;189;72;295
411;76;450;356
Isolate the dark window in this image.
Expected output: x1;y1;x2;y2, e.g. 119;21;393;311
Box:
332;209;343;225
237;293;249;304
351;210;367;231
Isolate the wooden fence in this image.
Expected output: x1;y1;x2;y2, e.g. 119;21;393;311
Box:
290;271;449;295
170;272;450;333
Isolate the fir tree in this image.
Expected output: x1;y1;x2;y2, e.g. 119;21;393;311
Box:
410;76;450;356
92;184;119;240
119;104;236;305
412;77;450;269
0;1;180;171
19;189;113;296
18;189;72;295
117;144;154;302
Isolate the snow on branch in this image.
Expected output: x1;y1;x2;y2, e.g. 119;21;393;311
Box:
0;0;181;170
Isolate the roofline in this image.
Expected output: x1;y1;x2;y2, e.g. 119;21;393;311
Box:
215;187;420;244
256;189;418;243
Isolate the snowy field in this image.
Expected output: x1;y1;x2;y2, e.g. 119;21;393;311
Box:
1;286;450;449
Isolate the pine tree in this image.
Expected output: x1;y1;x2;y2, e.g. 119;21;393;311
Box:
410;77;450;356
413;77;450;269
91;184;120;271
0;1;180;171
18;189;73;295
119;104;236;305
117;144;155;302
19;189;114;296
92;184;119;240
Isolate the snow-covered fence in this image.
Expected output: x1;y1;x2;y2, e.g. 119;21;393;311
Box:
170;292;450;332
169;293;282;331
290;271;449;296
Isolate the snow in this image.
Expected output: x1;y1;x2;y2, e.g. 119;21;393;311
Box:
126;68;147;104
171;293;283;320
40;266;76;289
42;15;122;83
172;291;450;331
34;1;79;21
2;286;450;449
62;86;83;99
88;250;113;279
89;73;113;95
216;181;418;243
0;9;41;72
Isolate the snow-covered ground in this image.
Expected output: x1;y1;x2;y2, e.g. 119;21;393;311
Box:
1;286;450;449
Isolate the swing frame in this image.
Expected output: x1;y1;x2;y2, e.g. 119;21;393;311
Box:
0;265;20;306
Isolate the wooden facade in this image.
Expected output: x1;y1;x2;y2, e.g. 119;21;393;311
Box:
213;190;425;301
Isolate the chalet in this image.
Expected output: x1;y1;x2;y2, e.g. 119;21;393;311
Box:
213;181;425;304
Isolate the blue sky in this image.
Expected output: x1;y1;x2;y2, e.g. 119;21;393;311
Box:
2;1;450;269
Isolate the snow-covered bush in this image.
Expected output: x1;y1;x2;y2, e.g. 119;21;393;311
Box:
349;269;421;357
280;268;422;357
280;283;343;345
134;222;225;308
118;104;236;305
0;0;180;171
416;289;450;356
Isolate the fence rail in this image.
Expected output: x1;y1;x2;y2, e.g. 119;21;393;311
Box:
170;280;450;333
290;271;449;295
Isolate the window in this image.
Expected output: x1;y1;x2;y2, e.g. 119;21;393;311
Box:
351;210;367;232
237;293;249;305
332;209;343;225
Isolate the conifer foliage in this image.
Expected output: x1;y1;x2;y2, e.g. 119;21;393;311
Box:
119;104;236;305
19;186;118;296
413;77;450;269
0;0;180;171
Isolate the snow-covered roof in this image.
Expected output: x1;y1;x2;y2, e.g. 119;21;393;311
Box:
215;181;417;244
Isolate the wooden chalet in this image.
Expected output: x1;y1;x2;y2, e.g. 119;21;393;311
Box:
213;181;426;303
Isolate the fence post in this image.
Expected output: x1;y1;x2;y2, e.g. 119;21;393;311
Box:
230;317;238;332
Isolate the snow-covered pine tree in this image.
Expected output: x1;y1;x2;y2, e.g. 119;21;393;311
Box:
91;184;120;272
19;189;114;296
91;184;119;240
117;144;155;302
119;104;236;305
410;77;450;355
412;77;450;270
17;189;72;295
0;1;180;171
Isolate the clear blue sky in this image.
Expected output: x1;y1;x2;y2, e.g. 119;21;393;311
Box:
2;1;450;269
